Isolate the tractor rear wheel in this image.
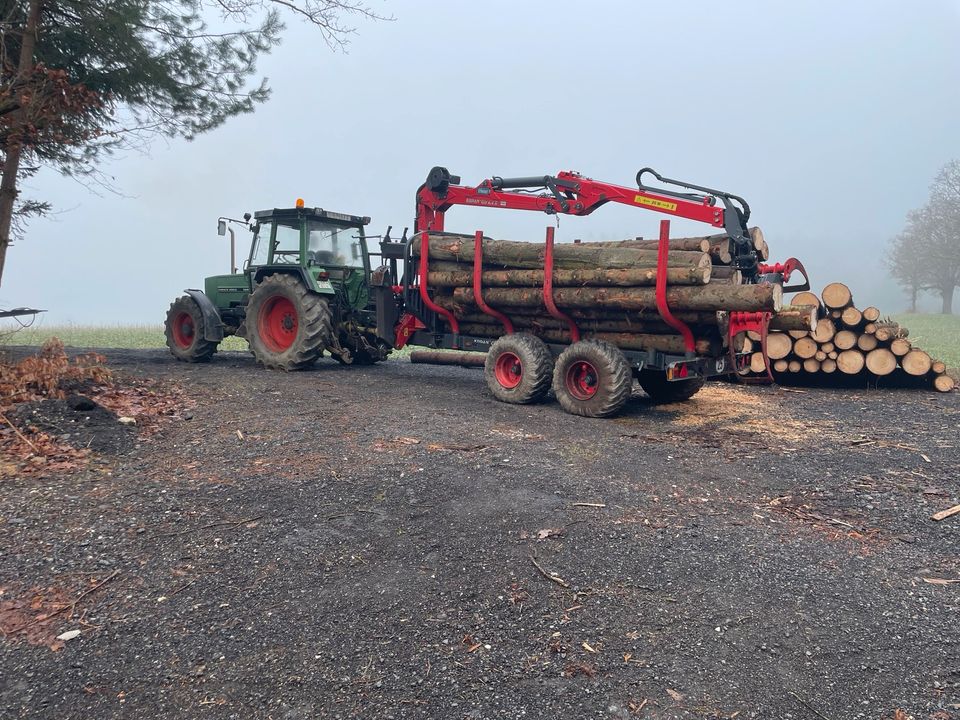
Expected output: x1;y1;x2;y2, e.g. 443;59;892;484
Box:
247;274;333;370
164;296;218;363
484;333;554;404
552;339;632;418
638;369;705;404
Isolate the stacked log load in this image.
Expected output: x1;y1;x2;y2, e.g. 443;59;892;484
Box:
744;282;955;392
414;229;818;355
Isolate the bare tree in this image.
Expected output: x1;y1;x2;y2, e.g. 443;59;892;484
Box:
885;226;926;313
888;160;960;314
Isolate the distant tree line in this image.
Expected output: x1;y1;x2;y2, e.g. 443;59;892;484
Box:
886;160;960;314
0;0;385;288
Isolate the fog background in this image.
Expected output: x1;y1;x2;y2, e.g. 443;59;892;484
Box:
2;0;958;324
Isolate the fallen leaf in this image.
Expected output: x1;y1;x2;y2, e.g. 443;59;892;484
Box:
667;688;684;702
56;629;81;641
582;642;597;653
536;528;563;540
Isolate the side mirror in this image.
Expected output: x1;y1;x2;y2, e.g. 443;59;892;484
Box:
243;212;251;222
217;219;227;236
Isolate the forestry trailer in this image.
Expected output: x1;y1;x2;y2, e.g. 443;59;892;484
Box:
164;167;810;417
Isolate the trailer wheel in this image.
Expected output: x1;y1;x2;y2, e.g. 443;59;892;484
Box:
247;274;333;370
638;369;705;404
164;296;218;363
484;333;554;404
553;340;632;418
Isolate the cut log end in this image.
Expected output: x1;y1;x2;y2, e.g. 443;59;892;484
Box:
865;348;897;376
837;349;865;375
933;374;956;393
901;349;932;376
821;282;852;310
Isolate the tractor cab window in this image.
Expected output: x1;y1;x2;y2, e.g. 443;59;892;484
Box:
271;221;302;264
306;220;362;268
249;223;270;267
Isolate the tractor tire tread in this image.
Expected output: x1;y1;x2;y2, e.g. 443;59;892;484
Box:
247;274;333;371
484;333;554;404
553;339;632;418
164;296;218;363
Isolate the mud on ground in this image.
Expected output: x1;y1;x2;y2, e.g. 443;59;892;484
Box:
1;349;958;719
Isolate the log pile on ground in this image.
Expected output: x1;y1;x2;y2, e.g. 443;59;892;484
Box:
416;229;814;354
744;283;955;392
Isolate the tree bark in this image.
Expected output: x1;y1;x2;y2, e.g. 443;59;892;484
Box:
454;313;721;336
409;350;486;367
941;284;954;314
413;235;709;270
455;323;719;355
450;282;782;313
0;0;43;287
426;265;711;288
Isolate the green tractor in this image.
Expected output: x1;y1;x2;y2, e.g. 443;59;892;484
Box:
164;201;394;370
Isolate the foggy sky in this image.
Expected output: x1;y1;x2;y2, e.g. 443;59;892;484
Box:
2;0;958;325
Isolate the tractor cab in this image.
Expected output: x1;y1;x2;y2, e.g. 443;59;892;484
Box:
246;202;372;290
166;200;391;369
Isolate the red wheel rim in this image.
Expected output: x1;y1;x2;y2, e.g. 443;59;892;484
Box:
171;311;195;348
565;360;599;400
493;351;523;389
258;295;298;352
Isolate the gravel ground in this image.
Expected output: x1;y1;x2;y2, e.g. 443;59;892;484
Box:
1;349;958;720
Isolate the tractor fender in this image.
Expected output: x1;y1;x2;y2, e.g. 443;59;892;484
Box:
253;266;333;295
184;289;225;342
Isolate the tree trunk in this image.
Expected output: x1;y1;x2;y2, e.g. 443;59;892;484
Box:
941;284;955;315
426;265;711;288
413;235;709;270
455;323;720;355
409;350;486;367
449;282;782;313
0;0;43;287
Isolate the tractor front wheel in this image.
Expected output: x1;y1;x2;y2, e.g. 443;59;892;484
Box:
484;333;554;404
552;339;632;418
164;296;218;363
247;274;333;370
637;369;705;404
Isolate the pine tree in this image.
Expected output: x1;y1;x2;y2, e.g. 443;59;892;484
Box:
0;0;385;285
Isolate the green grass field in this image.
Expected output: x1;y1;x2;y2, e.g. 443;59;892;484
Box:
0;324;249;351
3;315;958;369
892;314;960;369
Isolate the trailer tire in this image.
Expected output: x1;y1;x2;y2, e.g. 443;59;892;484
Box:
247;274;333;370
164;296;218;363
484;333;554;404
638;369;705;404
553;339;632;418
